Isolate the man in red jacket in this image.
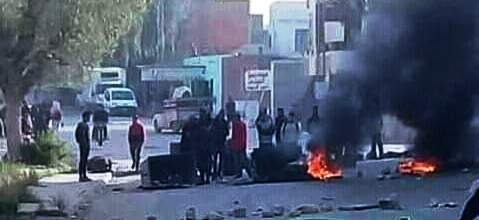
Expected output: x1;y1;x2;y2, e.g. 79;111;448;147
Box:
128;115;145;171
231;113;252;178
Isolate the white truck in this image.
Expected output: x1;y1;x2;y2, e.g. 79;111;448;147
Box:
76;67;127;108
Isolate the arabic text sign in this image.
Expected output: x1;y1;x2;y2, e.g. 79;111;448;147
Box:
245;70;272;91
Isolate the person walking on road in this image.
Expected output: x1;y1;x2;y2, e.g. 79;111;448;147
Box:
50;101;63;132
275;108;287;144
210;109;229;181
306;105;320;136
196;109;212;184
128;115;145;172
92;105;109;145
231;113;252;178
367;116;384;160
75;111;92;182
255;108;275;148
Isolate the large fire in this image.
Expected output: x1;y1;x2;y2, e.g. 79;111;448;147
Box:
399;158;437;176
307;149;343;180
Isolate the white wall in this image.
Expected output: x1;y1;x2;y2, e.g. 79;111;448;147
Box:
269;1;309;57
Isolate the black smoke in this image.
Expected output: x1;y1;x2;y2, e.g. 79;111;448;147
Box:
317;0;479;164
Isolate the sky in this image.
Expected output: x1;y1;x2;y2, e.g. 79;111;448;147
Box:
250;0;306;26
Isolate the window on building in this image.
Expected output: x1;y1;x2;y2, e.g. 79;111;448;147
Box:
295;29;310;55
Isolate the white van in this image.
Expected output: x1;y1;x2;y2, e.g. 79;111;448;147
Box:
103;88;138;116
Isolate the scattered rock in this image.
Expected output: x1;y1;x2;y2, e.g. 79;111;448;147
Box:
233;201;240;205
186;206;197;220
295;204;320;214
112;187;124;192
378;198;402;210
261;211;275;218
251;211;261;217
146;216;157;220
288;210;302;218
320;204;334;212
338;204;379;211
272;205;285;216
256;206;264;212
36;204;68;217
17;203;40;215
386;174;400;180
233;207;247;218
462;168;471;173
376;175;385;181
321;196;335;201
202;212;225;220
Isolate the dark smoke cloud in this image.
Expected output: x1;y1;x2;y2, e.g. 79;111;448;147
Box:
317;0;479;163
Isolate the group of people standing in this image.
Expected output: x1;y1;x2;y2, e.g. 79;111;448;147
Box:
20;100;63;139
180;109;251;184
257;106;321;150
179;105;323;185
75;111;145;182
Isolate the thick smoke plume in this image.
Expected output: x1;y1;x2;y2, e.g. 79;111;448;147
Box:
318;0;479;163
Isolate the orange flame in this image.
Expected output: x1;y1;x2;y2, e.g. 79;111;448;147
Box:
307;150;343;180
399;158;437;176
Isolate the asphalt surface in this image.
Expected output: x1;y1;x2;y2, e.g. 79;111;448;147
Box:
84;170;478;220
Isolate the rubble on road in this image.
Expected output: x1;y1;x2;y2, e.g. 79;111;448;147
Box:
17;203;41;215
185;206;197;220
272;205;286;216
232;207;247;218
429;199;458;209
378;198;402;210
261;211;275;218
294;204;320;214
338;204;379;211
201;212;225;220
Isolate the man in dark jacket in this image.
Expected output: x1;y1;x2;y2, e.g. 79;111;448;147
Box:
128;115;145;171
197;109;212;184
275;108;287;144
210;109;229;180
75;111;91;182
92;106;109;142
255;108;275;148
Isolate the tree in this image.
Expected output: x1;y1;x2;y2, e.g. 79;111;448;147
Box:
0;0;150;160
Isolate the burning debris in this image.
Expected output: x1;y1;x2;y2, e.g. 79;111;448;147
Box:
399;158;437;176
307;149;343;180
317;0;479;165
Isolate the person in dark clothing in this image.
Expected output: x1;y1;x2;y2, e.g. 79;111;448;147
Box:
275;108;287;144
75;111;91;182
128;115;145;171
306;105;320;135
197;109;212;184
31;105;41;138
0;107;5;138
460;184;479;220
92;106;109;143
180;115;198;154
367;117;384;159
255;108;275;148
210;109;229;180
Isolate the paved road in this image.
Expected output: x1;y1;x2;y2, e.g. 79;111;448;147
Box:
58;110;180;170
85;170;477;220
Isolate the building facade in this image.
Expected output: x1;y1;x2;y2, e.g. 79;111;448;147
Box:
179;0;250;56
306;0;364;78
269;1;310;57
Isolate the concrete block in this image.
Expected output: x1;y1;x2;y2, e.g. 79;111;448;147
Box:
17;203;40;215
356;158;401;179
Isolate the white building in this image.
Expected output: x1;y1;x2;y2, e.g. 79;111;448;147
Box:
269;1;310;57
